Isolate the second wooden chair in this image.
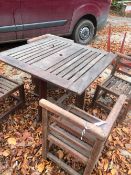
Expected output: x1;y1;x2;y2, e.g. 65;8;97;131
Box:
39;94;126;175
92;53;131;117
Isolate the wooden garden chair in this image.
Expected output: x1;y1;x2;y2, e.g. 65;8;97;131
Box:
92;53;131;117
0;75;25;119
39;94;126;175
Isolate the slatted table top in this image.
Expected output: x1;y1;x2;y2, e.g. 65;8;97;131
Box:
0;34;117;95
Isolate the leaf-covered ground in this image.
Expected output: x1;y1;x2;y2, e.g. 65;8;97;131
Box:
0;16;131;175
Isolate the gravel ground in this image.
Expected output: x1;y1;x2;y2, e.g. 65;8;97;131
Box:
93;15;131;50
108;15;131;26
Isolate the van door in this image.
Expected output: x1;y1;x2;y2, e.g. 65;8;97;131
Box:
20;0;74;39
0;0;22;43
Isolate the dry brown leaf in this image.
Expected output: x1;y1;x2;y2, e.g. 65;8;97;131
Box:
57;150;64;159
37;162;45;173
0;148;3;156
111;168;118;175
31;172;40;175
104;159;109;171
3;150;10;157
21;155;29;174
22;130;31;140
7;137;16;145
122;127;129;134
128;169;131;175
2;168;13;175
92;109;98;115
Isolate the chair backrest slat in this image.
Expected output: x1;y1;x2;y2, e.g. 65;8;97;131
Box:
111;53;131;77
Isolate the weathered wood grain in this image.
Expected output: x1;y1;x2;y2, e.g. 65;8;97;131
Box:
40;95;126;175
0;34;117;96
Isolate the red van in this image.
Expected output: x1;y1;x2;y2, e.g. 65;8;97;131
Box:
0;0;111;44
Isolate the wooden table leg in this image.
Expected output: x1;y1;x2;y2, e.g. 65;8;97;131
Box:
75;92;85;109
38;79;47;121
32;76;40;96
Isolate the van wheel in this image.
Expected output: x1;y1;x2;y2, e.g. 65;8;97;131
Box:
72;19;95;45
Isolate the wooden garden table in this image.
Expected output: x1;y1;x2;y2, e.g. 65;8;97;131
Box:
0;34;117;119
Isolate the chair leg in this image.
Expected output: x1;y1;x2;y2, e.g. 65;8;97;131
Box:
75;91;85;109
83;140;104;175
123;98;131;118
32;76;40;96
19;84;25;103
101;91;107;98
117;98;130;122
91;85;101;107
42;108;49;159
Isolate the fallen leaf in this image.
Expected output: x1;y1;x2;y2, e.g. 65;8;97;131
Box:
111;168;118;175
0;148;3;156
2;168;13;175
104;159;109;171
7;137;16;145
37;162;45;173
57;150;64;159
125;144;131;150
21;155;29;174
22;130;31;140
3;150;10;157
17;141;26;147
122;127;129;134
31;172;40;175
128;169;131;175
92;109;98;115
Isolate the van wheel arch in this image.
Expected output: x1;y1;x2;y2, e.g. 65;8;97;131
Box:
71;14;97;45
73;14;97;34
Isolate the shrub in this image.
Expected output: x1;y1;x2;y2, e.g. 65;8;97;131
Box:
111;0;124;13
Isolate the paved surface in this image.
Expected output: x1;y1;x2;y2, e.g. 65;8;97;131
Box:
93;15;131;50
108;15;131;26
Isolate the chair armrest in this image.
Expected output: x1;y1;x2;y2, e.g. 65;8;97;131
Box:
39;99;106;140
117;52;131;61
103;94;127;136
113;53;131;76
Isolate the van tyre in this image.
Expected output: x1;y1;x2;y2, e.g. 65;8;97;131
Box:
72;19;95;45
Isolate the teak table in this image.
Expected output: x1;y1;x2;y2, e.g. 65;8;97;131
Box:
0;34;117;119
